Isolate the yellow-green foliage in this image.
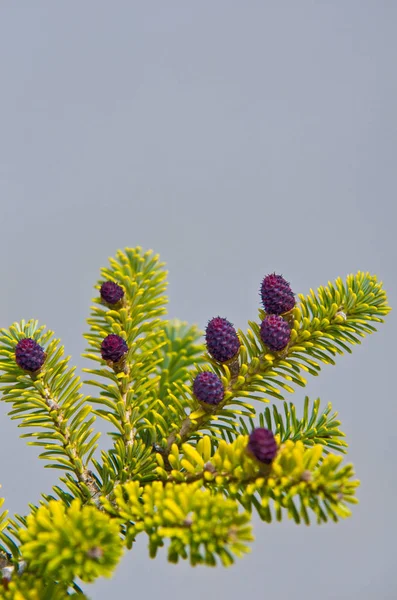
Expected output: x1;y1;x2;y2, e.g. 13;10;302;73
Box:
0;321;100;504
0;247;391;597
156;435;358;525
103;480;253;566
2;575;86;600
19;499;123;584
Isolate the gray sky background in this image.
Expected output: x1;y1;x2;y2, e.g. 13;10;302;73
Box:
0;2;396;599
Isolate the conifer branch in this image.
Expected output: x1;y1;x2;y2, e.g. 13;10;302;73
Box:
17;499;123;584
101;480;253;566
0;247;391;595
237;397;347;453
154;320;205;401
0;321;100;502
83;247;168;484
156;436;358;524
2;575;87;599
164;272;390;449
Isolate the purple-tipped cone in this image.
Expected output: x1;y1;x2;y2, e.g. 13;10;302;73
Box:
15;338;46;372
261;273;295;315
247;428;278;464
205;317;240;363
260;315;291;352
100;281;125;305
193;372;224;406
101;334;128;362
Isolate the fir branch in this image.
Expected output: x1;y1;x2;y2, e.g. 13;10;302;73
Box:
145;320;206;450
0;247;390;591
2;575;87;599
101;480;253;566
83;247;168;483
155;319;205;401
156;436;358;525
164;271;390;448
0;321;100;503
237;397;347;453
17;499;123;585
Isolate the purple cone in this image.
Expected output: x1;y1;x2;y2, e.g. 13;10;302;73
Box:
260;273;295;315
260;315;291;352
101;334;128;362
205;317;240;363
193;371;224;406
15;338;46;372
247;428;278;464
100;281;125;305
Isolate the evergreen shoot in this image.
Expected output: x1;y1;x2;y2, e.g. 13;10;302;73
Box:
0;247;391;597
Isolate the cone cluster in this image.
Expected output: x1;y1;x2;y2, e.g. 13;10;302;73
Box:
192;272;295;462
259;273;295;352
12;270;289;471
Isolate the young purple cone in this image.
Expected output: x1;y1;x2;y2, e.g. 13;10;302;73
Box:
100;281;125;305
15;338;46;372
247;428;278;464
101;334;128;363
260;273;295;315
193;372;224;406
260;315;291;352
205;317;240;363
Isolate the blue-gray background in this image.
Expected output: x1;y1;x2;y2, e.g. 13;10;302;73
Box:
0;2;396;599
